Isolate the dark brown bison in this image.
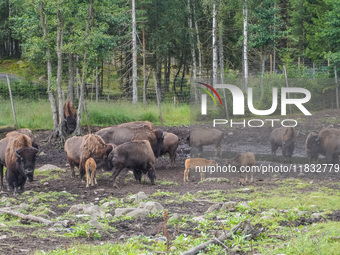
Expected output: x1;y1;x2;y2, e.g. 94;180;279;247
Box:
189;128;223;157
64;134;114;179
63;100;77;134
160;132;179;167
109;140;156;188
305;131;319;162
306;128;340;164
5;133;38;194
270;127;297;163
228;152;256;184
95;121;164;158
0;129;38;190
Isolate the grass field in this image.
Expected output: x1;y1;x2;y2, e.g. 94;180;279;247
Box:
0;99;190;130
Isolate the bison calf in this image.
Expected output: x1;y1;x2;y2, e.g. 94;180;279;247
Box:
183;158;217;182
85;157;97;188
109;140;156;188
228;152;256;184
270;127;297;163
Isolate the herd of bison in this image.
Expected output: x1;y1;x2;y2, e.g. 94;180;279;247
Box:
1;101;340;196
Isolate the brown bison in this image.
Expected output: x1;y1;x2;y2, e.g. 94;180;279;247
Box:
270;127;297;163
109;140;156;188
183;158;217;182
95;121;164;158
85;157;97;188
228;152;256;184
160;132;179;167
189;128;223;157
306;128;340;164
64;134;113;180
5;133;38;194
305;131;319;162
0;129;38;190
63;100;77;134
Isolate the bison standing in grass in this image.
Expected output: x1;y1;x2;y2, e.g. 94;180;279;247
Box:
109;140;156;188
0;129;38;191
270;127;297;163
183;158;217;182
96;121;164;158
63;100;77;134
4;132;38;194
64;134;113;180
305;131;319;163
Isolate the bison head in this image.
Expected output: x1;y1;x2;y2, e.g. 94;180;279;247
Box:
282;139;296;161
306;134;321;162
65;116;77;134
15;147;38;182
153;129;164;158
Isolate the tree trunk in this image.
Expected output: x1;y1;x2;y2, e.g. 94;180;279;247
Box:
95;59;99;102
75;0;94;135
132;0;138;103
107;59;110;101
193;2;202;78
212;2;218;86
219;25;229;119
38;1;58;132
260;53;266;100
188;0;197;100
242;0;248;91
143;29;146;106
67;54;74;102
56;8;65;142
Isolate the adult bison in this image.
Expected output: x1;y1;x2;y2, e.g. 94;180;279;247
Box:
63;100;77;134
0;129;38;190
305;131;319;162
270;127;297;163
306;128;340;164
64;134;113;180
160;132;179;167
5;133;38;194
95;121;164;158
189;128;223;157
109;140;156;188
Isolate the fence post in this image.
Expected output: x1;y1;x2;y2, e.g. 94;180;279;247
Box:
283;65;292;114
153;72;163;127
6;75;18;130
335;66;339;109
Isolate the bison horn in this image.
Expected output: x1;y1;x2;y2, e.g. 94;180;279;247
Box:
15;149;22;158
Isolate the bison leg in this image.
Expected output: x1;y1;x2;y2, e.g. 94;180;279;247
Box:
112;165;125;188
0;164;3;190
271;143;278;157
68;159;76;178
147;164;156;185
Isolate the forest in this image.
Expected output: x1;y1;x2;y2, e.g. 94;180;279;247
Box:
0;0;339;132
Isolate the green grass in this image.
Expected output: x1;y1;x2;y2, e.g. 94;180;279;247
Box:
0;99;190;130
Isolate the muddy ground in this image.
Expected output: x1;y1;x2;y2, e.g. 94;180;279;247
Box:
0;109;339;254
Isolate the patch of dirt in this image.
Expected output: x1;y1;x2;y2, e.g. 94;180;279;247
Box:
0;109;339;254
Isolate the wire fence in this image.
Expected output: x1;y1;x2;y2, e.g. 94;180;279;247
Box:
0;58;338;109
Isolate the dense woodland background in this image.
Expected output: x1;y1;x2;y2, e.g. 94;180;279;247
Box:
0;0;339;132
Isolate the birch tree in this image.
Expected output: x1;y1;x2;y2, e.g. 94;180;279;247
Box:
242;0;248;91
132;0;138;103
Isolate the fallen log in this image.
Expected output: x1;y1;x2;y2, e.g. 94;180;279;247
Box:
182;221;243;255
0;209;52;225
